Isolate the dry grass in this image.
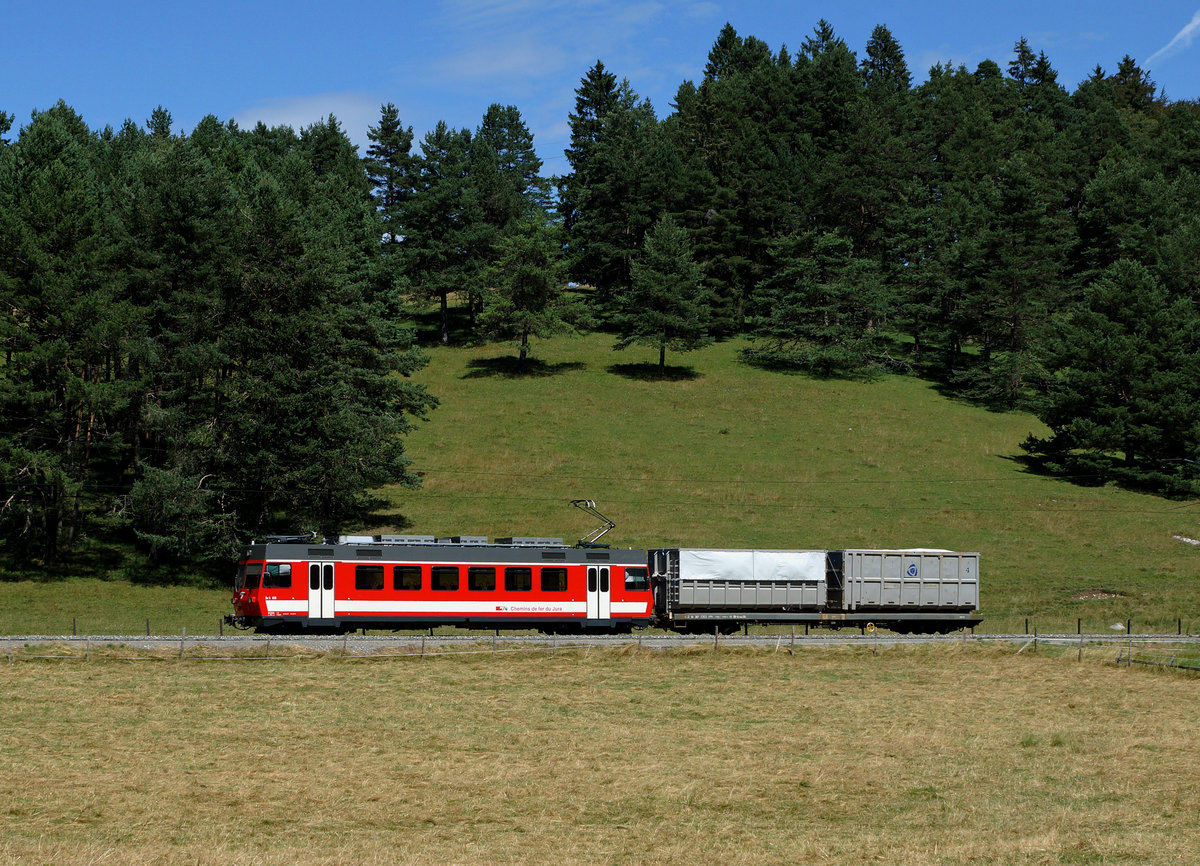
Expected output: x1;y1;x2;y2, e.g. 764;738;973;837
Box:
1;646;1198;864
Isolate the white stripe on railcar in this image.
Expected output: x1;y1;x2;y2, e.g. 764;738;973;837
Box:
336;600;587;614
265;600;649;616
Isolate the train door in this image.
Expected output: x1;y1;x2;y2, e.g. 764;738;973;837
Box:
586;565;611;621
308;562;335;620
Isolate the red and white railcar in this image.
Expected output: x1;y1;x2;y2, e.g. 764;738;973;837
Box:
229;534;653;634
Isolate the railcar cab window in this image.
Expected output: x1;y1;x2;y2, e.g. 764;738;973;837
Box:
505;567;532;592
262;563;292;589
238;563;263;589
355;564;385;591
393;565;421;592
625;566;649;592
468;566;496;592
431;566;459;591
540;567;568;592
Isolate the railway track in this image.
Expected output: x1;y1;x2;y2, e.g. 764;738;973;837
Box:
2;631;1198;653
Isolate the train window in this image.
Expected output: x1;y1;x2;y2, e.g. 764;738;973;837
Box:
468;567;496;592
431;566;459;591
240;563;262;589
393;565;421;592
504;567;532;592
540;567;568;592
262;563;292;589
624;567;649;592
355;565;385;591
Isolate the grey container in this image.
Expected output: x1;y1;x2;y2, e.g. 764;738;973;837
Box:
840;549;979;610
673;549;827;609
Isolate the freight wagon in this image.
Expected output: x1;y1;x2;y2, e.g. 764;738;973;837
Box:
650;547;980;633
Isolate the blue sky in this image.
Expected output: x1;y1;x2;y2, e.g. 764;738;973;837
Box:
8;1;1200;172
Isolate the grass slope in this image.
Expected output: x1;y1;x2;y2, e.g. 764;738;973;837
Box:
2;332;1197;635
386;333;1200;634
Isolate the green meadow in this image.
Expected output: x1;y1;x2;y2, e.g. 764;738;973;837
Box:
385;332;1200;635
3;332;1198;635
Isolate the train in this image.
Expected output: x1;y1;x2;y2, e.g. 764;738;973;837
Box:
227;502;981;635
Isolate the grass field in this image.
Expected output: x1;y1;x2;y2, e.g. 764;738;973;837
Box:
2;330;1199;635
1;644;1197;865
386;332;1200;634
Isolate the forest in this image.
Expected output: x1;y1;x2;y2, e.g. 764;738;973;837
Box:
3;19;1200;570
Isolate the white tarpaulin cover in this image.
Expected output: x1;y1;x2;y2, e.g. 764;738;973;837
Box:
678;549;826;582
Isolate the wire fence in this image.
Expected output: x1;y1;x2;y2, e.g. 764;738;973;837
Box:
1115;641;1200;673
5;630;1200;668
1;632;654;664
34;613;1200;641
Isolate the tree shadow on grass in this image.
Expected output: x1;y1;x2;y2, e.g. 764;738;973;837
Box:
357;510;418;534
461;356;587;379
1000;450;1200;499
607;362;701;382
0;539;133;583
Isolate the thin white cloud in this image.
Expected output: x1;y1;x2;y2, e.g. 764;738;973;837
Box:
435;33;570;85
233;92;383;150
1147;9;1200;66
428;0;704;86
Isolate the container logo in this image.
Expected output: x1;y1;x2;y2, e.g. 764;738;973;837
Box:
906;563;919;578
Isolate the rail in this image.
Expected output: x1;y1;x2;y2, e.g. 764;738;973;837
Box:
4;630;1200;666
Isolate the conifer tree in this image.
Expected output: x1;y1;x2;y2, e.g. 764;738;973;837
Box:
744;229;886;376
474;103;547;228
0;102;125;562
862;24;911;97
614;215;711;370
365;103;416;250
406;121;483;344
0;104;437;565
561;65;662;304
1024;259;1200;494
477;218;579;371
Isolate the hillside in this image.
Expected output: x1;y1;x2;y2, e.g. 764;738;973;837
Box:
383;332;1200;634
2;331;1196;637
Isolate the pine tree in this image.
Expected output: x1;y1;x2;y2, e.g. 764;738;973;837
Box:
1024;259;1200;494
365;103;416;250
405;121;483;344
613;215;712;370
0;102;126;562
666;24;812;332
0;104;437;565
862;24;911;98
560;67;662;304
474;103;547;228
1110;55;1159;114
477;218;579;371
124;122;435;557
744;229;886;376
955;153;1070;406
561;60;620;281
